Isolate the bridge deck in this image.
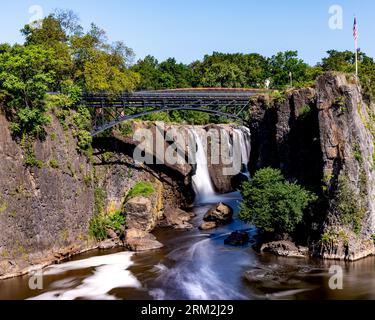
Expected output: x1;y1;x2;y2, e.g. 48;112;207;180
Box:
84;88;263;135
83;88;263;108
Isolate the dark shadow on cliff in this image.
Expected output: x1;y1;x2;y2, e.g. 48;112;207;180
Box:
92;135;195;205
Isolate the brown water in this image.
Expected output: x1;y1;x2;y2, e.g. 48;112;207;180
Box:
1;193;375;300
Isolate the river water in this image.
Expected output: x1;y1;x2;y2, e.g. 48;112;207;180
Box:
2;193;375;300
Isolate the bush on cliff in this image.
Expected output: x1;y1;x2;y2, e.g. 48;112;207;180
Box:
239;168;317;235
125;182;155;202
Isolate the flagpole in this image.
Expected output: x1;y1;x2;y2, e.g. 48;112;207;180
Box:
355;42;358;78
354;16;358;78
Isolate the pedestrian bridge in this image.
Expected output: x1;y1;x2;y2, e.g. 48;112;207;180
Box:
83;88;263;136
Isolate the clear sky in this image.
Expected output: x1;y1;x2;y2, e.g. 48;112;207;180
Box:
0;0;373;65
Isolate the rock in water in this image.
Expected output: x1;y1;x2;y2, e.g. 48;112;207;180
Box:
224;231;250;246
162;207;195;230
124;196;154;231
260;241;308;258
125;228;163;252
199;221;218;231
204;203;233;225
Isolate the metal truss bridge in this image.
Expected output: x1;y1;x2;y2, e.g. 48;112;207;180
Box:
83;88;261;136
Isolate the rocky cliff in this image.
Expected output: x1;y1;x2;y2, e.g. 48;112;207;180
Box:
0;111;191;278
247;73;375;260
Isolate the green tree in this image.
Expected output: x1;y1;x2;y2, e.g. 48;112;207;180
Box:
200;61;246;88
0;45;60;137
21;15;73;89
268;51;312;88
240;168;317;234
131;55;161;90
319;50;356;73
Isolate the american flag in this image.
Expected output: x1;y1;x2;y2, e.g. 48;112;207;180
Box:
353;17;358;42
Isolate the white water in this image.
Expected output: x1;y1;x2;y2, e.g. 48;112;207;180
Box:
233;127;251;176
191;126;251;204
190;129;216;204
29;252;141;300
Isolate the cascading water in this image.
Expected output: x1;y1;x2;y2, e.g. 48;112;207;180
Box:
190;129;216;204
233;127;251;177
190;126;251;204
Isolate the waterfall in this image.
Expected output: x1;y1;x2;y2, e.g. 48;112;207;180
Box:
190;129;216;204
190;126;251;204
233;127;251;177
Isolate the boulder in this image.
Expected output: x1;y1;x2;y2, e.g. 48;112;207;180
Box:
224;231;250;246
99;239;118;250
162;207;195;230
124;196;154;232
199;221;218;231
125;228;163;252
260;241;308;258
204;203;233;225
106;228;118;239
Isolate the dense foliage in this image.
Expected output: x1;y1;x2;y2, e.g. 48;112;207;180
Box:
239;168;317;234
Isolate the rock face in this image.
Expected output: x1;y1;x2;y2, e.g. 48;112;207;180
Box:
247;73;375;260
0;111;188;278
315;73;375;260
0;113;96;278
125;228;163;252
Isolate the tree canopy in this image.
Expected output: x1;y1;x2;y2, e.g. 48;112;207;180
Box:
1;8;375;139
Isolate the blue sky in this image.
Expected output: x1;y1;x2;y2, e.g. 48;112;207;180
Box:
0;0;373;65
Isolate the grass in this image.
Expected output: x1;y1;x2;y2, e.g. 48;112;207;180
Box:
125;182;155;202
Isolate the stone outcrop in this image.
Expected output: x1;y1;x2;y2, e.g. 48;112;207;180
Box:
124;228;163;252
248;73;375;260
125;197;156;232
315;73;375;260
260;241;308;258
160;207;195;230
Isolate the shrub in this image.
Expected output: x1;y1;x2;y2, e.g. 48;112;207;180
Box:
239;168;317;234
88;214;108;241
88;210;126;241
126;182;155;202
